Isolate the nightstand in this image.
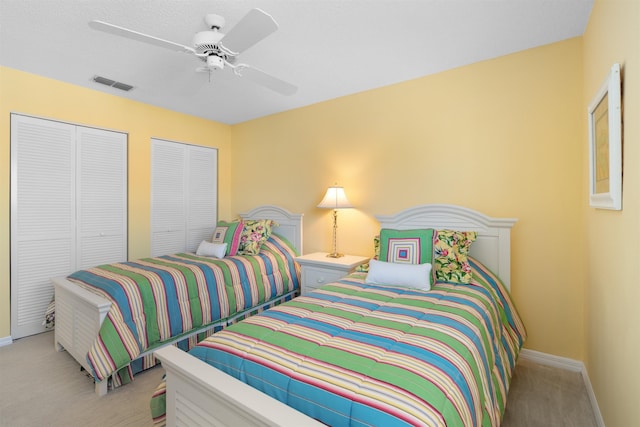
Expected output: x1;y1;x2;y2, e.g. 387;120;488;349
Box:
295;252;369;295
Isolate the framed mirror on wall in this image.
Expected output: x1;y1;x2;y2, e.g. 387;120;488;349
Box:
588;63;622;210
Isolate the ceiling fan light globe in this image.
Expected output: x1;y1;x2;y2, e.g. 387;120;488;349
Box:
206;55;224;70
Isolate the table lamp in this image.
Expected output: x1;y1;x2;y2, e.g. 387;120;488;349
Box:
317;185;353;258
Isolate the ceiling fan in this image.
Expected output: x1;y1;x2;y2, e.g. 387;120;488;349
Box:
89;9;297;95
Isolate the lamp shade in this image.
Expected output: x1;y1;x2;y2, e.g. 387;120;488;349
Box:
317;186;353;209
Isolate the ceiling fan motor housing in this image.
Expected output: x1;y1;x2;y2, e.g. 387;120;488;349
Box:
193;30;225;54
193;30;227;70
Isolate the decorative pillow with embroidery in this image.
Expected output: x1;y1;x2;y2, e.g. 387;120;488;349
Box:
433;230;478;283
211;220;243;256
378;228;435;285
237;219;279;255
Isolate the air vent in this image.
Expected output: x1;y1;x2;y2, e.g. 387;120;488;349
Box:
92;75;134;92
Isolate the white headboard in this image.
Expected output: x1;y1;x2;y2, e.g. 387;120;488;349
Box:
240;205;304;255
375;204;517;289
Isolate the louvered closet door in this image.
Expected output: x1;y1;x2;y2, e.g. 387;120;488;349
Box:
11;114;128;339
151;139;218;256
77;127;127;269
11;115;76;339
185;145;218;252
151;139;187;256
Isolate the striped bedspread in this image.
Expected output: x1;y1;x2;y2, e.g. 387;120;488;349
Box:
67;234;300;385
153;257;526;426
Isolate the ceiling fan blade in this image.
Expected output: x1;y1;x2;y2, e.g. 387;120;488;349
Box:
89;20;195;54
220;9;278;54
236;65;297;96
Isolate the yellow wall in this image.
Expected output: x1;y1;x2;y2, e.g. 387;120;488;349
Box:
232;38;585;359
0;67;232;338
583;0;640;425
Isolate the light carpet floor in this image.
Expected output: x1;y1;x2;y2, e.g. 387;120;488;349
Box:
0;331;598;427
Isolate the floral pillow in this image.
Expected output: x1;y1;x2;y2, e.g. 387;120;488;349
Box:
237;219;278;255
373;234;380;259
354;234;379;272
433;230;478;283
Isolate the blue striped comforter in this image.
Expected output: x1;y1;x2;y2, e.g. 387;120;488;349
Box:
66;234;300;385
159;258;525;426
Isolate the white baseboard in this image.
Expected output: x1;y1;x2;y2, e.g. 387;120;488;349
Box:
579;367;606;427
519;348;605;427
519;348;583;371
0;336;13;347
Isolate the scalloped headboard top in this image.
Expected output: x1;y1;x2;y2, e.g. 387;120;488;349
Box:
240;205;304;255
375;204;517;289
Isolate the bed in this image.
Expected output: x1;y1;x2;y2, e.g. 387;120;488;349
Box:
51;205;304;396
153;204;527;426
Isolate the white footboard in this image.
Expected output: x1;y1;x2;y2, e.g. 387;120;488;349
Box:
52;276;111;395
155;346;324;427
52;277;299;398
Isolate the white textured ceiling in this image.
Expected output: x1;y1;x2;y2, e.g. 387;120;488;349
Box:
0;0;593;125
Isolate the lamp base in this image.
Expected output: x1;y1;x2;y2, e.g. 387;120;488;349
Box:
326;252;344;258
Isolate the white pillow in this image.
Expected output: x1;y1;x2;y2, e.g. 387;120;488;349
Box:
365;259;432;290
196;241;227;258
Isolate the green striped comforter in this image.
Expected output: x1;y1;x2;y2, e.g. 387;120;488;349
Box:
152;257;526;426
67;234;299;386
